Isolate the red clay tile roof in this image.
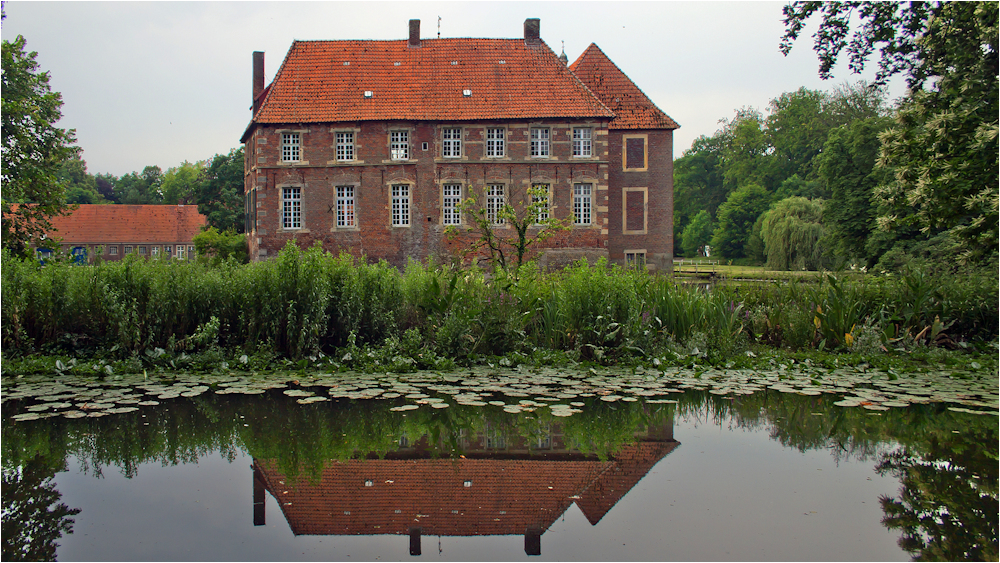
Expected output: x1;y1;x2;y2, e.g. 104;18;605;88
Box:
252;38;614;125
41;205;207;245
569;43;679;131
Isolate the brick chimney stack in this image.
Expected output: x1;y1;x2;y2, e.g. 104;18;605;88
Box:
252;51;264;114
409;19;421;47
524;18;540;45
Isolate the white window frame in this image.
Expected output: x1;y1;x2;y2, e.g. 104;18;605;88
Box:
442;128;462;158
109;246;118;256
151;247;159;257
485;128;505;158
124;245;134;254
442;183;462;225
188;245;195;258
390;131;409;160
336;186;355;227
281;132;301;162
138;245;147;255
572;128;592;157
625;250;647;268
573;183;592;225
391;184;410;226
282;186;302;230
530;128;550;158
164;245;172;257
486;184;505;225
336;131;355;161
531;183;550;224
176;245;187;260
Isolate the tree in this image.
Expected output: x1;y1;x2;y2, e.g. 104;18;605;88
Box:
759;196;827;271
680;210;713;258
781;1;999;264
672;134;727;241
159;161;204;205
192;226;248;263
1;457;81;561
710;184;773;260
114;165;163;204
818;117;892;264
1;33;77;255
196;147;245;232
58;149;105;205
450;184;568;275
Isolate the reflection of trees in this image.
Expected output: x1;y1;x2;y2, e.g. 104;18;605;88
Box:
1;456;81;561
877;428;998;561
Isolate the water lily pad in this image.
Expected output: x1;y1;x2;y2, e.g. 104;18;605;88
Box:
390;405;419;412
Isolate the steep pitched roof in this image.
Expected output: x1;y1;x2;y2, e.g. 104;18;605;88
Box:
569;43;679;131
251;38;614;126
42;205;207;244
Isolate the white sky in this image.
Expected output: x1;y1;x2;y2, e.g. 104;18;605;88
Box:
1;1;906;177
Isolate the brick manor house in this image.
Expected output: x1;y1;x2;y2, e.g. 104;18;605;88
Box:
241;19;678;270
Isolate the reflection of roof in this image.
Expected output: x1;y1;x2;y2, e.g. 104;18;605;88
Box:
254;439;679;537
569;43;679;131
253;39;614;125
39;205;207;244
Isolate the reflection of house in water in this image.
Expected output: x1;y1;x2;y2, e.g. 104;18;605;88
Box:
252;421;679;556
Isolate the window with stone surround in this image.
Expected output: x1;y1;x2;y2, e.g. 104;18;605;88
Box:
281;132;301;162
623;134;648;171
486;184;505;225
625;250;647;268
622;187;648;234
531;183;549;224
282;186;302;229
530;128;550;158
392;184;410;226
442;128;462;158
336;186;355;227
486;128;505;158
443;183;462;225
573;128;592;157
336;132;355;161
573;183;592;225
390;131;409;160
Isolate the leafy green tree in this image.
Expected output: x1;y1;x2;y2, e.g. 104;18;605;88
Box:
192;226;248;263
159;161;204;205
114;165;163;204
718;108;772;191
1;33;77;255
760;196;826;271
196;148;245;232
58;150;105;205
818;117;892;264
680;210;713;258
781;1;999;265
672;134;727;241
710;184;772;260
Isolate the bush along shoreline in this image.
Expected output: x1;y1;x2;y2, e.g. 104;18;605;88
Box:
2;243;997;377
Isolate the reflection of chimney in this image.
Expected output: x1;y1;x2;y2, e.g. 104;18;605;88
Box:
252;51;264;114
408;19;421;48
525;527;542;556
524;18;540;46
408;527;422;555
252;464;266;526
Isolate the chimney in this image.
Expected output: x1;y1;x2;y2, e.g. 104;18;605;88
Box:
252;51;264;114
409;19;421;48
524;18;540;45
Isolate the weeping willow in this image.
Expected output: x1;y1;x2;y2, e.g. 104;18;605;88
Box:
760;197;826;271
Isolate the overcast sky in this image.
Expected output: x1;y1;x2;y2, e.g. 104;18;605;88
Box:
2;1;906;177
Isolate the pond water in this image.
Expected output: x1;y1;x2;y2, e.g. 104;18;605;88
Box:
2;366;997;561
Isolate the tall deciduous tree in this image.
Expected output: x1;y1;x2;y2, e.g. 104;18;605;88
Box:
710;183;773;260
196;147;245;232
1;33;77;255
760;196;827;271
159;161;204;205
680;210;713;258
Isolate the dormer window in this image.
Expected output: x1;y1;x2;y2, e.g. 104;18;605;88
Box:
363;90;373;98
462;89;472;97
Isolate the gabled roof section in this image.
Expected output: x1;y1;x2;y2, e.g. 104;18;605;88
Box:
41;205;207;244
569;43;679;131
252;38;614;125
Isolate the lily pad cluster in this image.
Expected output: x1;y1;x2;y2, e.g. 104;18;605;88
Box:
2;364;996;423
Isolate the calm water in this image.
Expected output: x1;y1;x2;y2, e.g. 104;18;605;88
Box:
3;372;997;561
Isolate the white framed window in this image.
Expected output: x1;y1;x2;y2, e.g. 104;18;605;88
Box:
573;128;592;157
625;250;646;268
390;131;409;160
281;132;301;162
486;128;505;158
530;128;550;158
124;245;134;254
442;128;462;158
187;245;195;257
391;184;410;226
164;245;172;257
176;245;186;260
486;184;505;225
443;183;462;225
531;183;549;224
151;247;159;257
138;246;147;255
336;186;355;227
336;132;355;161
282;186;302;229
574;183;592;225
109;246;118;256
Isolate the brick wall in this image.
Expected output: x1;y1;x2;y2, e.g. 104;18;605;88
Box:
245;119;614;269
